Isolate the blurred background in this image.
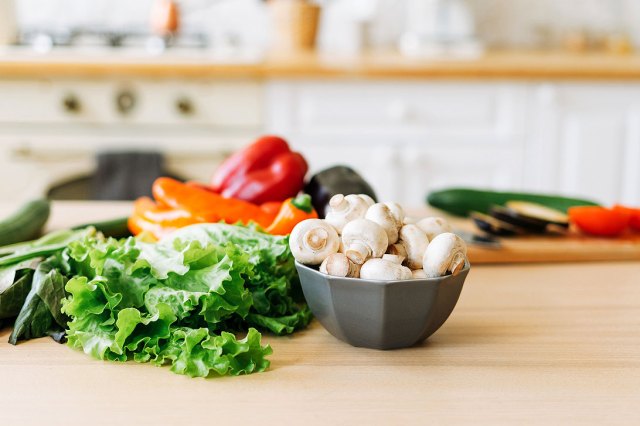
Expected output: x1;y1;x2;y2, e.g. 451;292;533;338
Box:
0;0;639;206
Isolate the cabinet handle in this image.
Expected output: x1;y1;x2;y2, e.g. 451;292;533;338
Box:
116;90;137;115
176;97;194;115
62;94;81;114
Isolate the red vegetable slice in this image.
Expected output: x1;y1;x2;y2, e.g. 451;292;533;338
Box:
613;205;640;232
568;206;630;237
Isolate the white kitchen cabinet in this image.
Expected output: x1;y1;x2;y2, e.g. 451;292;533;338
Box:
527;84;640;205
267;80;526;206
0;79;262;127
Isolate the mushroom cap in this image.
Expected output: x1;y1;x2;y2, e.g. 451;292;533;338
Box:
403;216;418;225
360;258;412;280
365;203;401;244
325;194;369;234
289;219;340;265
423;232;468;278
341;218;389;264
398;224;429;270
416;217;452;241
383;202;405;225
359;194;375;207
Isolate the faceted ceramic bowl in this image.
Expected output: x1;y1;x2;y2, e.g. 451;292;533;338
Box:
296;262;469;350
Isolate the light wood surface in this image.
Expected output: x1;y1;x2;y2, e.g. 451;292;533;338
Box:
1;202;640;425
467;233;640;264
3;50;640;80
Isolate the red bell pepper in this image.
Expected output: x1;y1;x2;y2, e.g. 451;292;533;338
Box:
568;206;630;237
210;135;308;204
613;205;640;232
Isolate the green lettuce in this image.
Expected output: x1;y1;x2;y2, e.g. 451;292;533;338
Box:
58;223;309;377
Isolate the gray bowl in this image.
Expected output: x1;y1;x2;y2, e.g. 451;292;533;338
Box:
295;262;470;350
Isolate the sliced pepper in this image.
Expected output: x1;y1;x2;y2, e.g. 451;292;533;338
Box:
152;177;277;228
266;194;318;235
568;206;630;237
210;135;308;204
613;205;640;232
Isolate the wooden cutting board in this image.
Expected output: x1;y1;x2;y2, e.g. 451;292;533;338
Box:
405;207;640;264
467;233;640;264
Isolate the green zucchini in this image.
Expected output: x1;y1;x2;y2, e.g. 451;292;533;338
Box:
0;199;51;246
72;216;131;239
427;188;600;217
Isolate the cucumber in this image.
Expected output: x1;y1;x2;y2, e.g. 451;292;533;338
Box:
427;188;600;217
72;216;131;239
0;199;51;246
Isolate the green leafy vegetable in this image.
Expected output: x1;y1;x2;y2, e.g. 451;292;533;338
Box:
9;255;69;344
60;223;308;377
0;257;47;320
0;223;309;377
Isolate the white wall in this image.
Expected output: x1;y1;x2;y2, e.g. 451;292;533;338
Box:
13;0;640;50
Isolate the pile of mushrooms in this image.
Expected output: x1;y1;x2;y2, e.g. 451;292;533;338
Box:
289;194;468;280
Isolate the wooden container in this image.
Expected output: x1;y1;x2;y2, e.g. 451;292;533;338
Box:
269;0;321;52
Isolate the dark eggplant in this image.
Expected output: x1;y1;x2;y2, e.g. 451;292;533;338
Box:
504;201;569;228
490;206;551;234
304;166;377;218
471;211;525;237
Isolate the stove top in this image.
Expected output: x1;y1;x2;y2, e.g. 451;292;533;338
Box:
17;30;210;55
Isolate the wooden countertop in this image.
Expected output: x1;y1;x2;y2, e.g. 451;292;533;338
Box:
3;49;640;80
1;202;640;425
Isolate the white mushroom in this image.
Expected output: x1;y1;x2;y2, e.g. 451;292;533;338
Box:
416;217;452;241
289;219;340;265
360;258;412;281
358;194;375;207
320;253;361;278
386;243;407;258
411;269;427;279
324;194;369;234
365;203;401;244
382;254;405;264
383;202;405;226
341;218;388;265
397;224;430;270
403;216;418;225
423;233;468;278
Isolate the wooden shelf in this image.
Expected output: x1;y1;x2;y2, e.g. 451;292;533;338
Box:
3;50;640;80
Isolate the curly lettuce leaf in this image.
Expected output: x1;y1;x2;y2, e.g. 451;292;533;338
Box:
60;223;304;377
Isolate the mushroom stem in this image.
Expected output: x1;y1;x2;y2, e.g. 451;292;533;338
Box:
345;242;370;265
386;243;408;258
320;253;361;278
304;228;329;251
450;252;466;276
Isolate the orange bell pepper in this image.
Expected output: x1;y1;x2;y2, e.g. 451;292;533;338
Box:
129;178;318;240
152;177;276;228
128;197;200;240
266;194;318;235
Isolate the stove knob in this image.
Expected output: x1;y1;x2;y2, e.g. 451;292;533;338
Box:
176;97;194;116
116;91;137;115
62;94;81;114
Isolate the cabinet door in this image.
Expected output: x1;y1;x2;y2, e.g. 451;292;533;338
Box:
399;145;523;207
528;84;640;205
